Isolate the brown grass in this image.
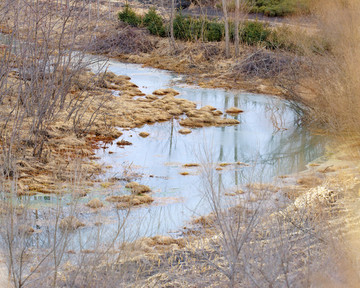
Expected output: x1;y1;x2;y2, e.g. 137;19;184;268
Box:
59;216;85;231
105;194;154;209
179;172;190;176
139;132;150;138
225;107;244;114
183;163;200;168
116;139;133;146
296;176;323;188
292;0;360;134
86;198;104;209
178;128;192;135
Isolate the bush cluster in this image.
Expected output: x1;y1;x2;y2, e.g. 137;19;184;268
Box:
251;0;310;17
173;15;224;42
117;5;299;50
118;6;166;37
241;21;271;45
143;7;166;37
118;5;141;27
172;13;274;45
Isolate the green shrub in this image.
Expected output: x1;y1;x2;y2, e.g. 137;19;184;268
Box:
173;14;224;42
205;21;223;42
143;8;165;37
250;0;310;17
173;14;204;41
118;5;142;27
173;14;190;40
241;21;271;45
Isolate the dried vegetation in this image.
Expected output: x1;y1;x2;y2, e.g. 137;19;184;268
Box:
89;26;157;55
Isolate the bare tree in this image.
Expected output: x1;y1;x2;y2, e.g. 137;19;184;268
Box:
169;0;177;50
221;0;230;58
234;0;253;57
0;0;109;161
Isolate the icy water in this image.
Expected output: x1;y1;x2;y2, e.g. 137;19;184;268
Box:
14;58;326;247
89;60;324;237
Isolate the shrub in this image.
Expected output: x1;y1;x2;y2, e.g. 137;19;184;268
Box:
144;7;165;37
265;26;298;51
173;13;190;40
118;5;141;27
205;21;223;42
173;14;224;42
173;14;203;41
240;21;271;46
250;0;310;17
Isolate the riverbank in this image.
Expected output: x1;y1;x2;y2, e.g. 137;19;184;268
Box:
86;15;323;120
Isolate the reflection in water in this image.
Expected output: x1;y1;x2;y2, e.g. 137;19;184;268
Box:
8;60;326;248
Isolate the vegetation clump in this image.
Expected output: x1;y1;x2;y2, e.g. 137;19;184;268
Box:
117;139;133;146
179;128;192;134
90;26;156;55
241;21;271;46
86;198;104;209
59;216;85;231
250;0;310;16
139;132;150;138
117;6;283;48
226;107;244;114
106;194;154;209
143;7;166;37
125;182;152;194
118;4;142;27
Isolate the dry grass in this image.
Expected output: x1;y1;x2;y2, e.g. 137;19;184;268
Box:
124;182;151;194
291;0;360;134
106;194;154;209
116;139;133;146
59;216;85;231
183;163;200;168
86;198;104;209
89;25;157;55
179;171;190;176
225;107;244;114
178;128;192;134
139;132;149;138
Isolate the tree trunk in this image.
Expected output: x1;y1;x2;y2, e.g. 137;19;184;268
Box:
234;0;240;56
222;0;230;58
170;0;176;50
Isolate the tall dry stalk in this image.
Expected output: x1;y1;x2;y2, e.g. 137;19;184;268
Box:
303;0;360;133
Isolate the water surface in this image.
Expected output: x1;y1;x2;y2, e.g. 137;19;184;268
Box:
90;60;325;237
7;58;326;246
